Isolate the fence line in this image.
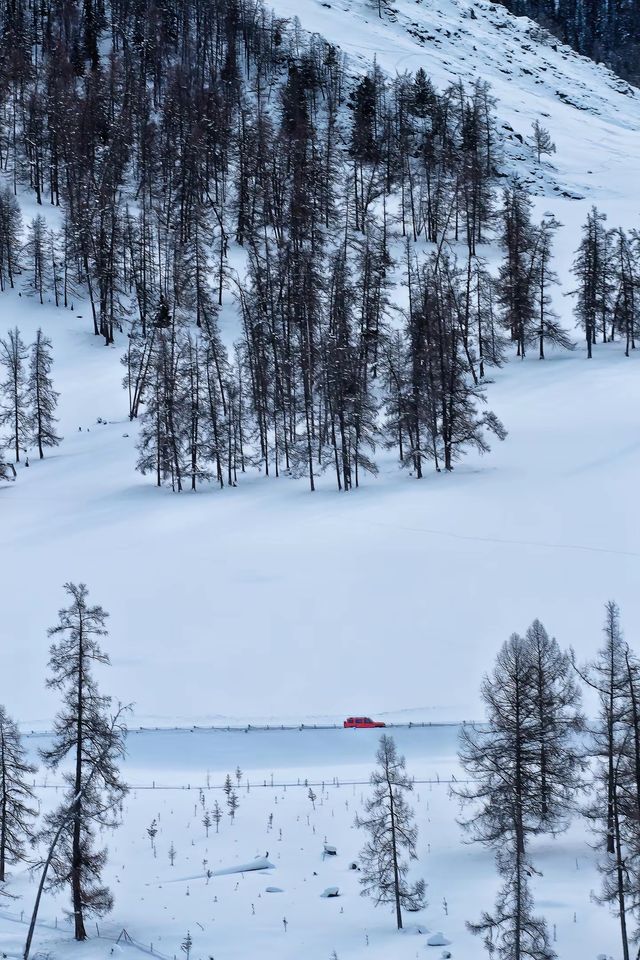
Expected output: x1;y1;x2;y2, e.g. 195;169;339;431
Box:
29;776;472;791
23;720;473;738
0;909;176;960
131;721;469;733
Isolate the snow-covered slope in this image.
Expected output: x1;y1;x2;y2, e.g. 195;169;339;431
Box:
3;0;640;730
276;0;640;211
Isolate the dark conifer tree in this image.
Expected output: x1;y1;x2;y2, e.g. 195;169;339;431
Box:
39;583;128;942
0;327;29;463
28;329;61;459
610;227;638;358
496;181;537;358
459;626;584;851
573;602;635;958
23;216;51;305
458;626;579;959
458;633;540;855
572;207;612;357
355;735;426;930
0;188;22;291
525;619;585;831
533;215;573;358
0;705;37;882
469;845;555;960
528;120;555;165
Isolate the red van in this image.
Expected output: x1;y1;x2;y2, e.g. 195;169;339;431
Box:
343;717;386;729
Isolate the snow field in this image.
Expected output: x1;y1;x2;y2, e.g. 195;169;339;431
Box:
2;282;640;728
2;0;640;728
0;729;621;959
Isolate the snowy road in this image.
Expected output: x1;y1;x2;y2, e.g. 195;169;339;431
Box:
24;725;466;786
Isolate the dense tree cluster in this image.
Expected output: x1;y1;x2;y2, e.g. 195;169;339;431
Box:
0;327;60;469
0;0;630;496
495;0;640;85
572;207;640;358
457;604;640;959
498;183;572;360
457;620;584;957
0;0;548;492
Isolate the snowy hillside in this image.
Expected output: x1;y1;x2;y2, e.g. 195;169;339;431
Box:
273;0;639;212
1;0;640;729
4;302;640;729
2;0;640;958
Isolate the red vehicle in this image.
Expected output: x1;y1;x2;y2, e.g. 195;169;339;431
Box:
343;717;386;729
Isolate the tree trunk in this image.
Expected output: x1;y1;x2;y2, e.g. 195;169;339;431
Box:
389;791;402;929
0;728;6;882
72;619;87;941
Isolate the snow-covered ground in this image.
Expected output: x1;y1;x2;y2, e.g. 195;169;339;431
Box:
2;288;640;730
1;1;640;953
2;0;640;730
0;728;620;960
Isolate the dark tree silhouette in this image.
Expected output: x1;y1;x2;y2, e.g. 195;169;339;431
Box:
39;583;128;941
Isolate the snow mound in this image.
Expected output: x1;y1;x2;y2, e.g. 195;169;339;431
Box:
212;857;274;877
401;923;430;935
427;932;452;946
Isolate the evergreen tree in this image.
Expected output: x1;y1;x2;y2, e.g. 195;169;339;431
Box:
136;306;187;492
469;845;555;960
23;215;51;305
398;249;506;475
459;626;584;850
533;216;574;358
528;120;556;164
39;582;128;941
0;188;22;291
496;181;537;357
572;207;613;357
322;242;379;491
574;602;627;856
0;705;37;882
458;626;579;958
525;619;586;831
0;327;29;463
573;602;635;958
610;227;638;357
355;735;426;929
227;789;239;822
28;329;61;459
458;633;540;854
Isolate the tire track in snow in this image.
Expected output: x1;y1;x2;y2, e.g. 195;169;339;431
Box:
369;521;640;559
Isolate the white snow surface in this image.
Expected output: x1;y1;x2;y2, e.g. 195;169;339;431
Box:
2;0;640;730
4;279;640;729
2;1;638;957
0;728;622;959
